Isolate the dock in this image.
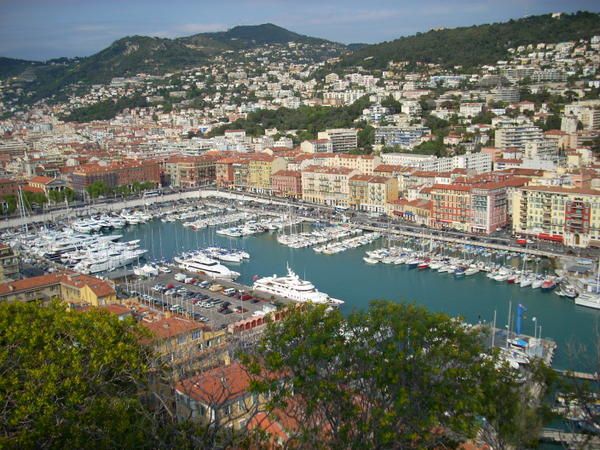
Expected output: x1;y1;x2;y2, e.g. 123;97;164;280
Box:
540;427;600;448
358;223;562;259
554;369;598;381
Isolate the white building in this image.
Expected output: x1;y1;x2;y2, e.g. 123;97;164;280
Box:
317;128;358;152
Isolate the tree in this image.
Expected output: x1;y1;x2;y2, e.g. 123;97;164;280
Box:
0;301;151;448
245;301;532;449
85;181;109;199
357;125;374;151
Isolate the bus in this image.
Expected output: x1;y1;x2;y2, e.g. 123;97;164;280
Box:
142;189;161;198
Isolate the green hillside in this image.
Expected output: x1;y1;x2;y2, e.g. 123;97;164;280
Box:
339;11;600;69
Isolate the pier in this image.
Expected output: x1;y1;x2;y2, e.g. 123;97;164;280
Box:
358;223;563;259
540;427;600;448
554;369;598;381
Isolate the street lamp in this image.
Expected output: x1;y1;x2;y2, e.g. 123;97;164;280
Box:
532;317;537;339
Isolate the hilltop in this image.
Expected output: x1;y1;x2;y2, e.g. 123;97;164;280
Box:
0;24;343;101
337;11;600;70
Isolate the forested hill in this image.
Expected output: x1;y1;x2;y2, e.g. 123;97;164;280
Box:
338;12;600;70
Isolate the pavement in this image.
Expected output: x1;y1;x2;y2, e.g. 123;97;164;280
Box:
118;264;296;331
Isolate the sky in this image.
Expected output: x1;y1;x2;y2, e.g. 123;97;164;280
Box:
1;0;599;61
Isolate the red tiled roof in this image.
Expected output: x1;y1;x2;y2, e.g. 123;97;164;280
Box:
142;316;204;340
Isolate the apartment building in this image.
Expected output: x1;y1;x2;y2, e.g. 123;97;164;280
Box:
348;175;399;213
430;182;509;234
247;155;287;193
495;125;544;150
321;153;381;175
301;166;357;207
563;100;600;130
272;170;302;198
523;139;559;161
512;186;600;248
70;160;161;194
374;126;430;149
317;128;358;152
300;139;333;153
165;154;220;188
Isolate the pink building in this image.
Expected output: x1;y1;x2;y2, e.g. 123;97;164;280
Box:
272;170;302;198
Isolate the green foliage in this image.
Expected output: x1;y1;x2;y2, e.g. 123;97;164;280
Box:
210;96;371;138
47;188;75;204
85;181;110;199
1;195;17;214
413;138;447;156
246;301;529;449
0;301;151;449
339;12;600;69
357;125;375;151
23;191;47;208
62;95;148;123
0;57;42;80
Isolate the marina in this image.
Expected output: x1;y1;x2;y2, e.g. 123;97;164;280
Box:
5;199;600;372
108;214;598;372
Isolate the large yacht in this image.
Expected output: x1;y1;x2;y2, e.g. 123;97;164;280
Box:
175;255;240;280
253;265;343;306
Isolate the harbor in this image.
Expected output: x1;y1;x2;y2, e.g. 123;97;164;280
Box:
109;209;597;372
5;197;600;372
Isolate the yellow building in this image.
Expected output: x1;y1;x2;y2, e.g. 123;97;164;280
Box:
0;271;116;306
322;154;381;175
301;166;357;207
247;155;287;193
512;186;600;248
349;175;399;213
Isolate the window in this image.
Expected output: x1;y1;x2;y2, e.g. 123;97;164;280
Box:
192;330;201;341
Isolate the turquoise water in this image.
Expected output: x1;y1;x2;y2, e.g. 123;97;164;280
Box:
118;220;599;372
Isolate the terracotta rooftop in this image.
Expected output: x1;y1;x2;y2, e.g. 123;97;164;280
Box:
142;315;205;340
302;165;355;175
29;176;54;184
272;170;301;178
0;271;115;298
176;362;252;405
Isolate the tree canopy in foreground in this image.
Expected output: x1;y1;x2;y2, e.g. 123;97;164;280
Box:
245;301;546;449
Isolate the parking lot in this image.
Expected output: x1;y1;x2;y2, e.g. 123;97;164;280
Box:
118;266;295;330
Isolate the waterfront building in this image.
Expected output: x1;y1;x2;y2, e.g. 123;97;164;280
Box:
27;176;68;197
512;185;600;248
317;128;358;152
386;198;432;225
301;166;357;207
349;175;399;213
430;182;509;234
272;170;302;198
70;160;161;194
321;153;381;175
164;154;221;188
247;154;287;194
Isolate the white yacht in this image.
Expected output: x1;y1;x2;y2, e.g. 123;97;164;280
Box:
575;292;600;310
175;255;240;280
253;265;343;306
